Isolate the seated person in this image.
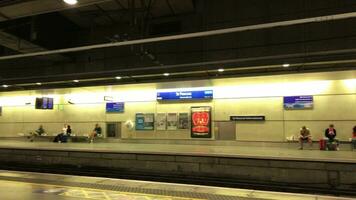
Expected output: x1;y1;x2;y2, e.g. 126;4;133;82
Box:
352;126;356;149
299;126;312;149
53;124;68;143
28;125;46;142
35;125;45;136
325;124;337;141
89;124;102;143
61;125;72;143
66;125;72;137
324;124;339;150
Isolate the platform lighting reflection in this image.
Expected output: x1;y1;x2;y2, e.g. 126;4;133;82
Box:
2;85;8;88
213;80;331;98
343;79;356;91
73;80;79;83
283;63;290;67
63;0;78;5
0;95;58;106
218;68;224;72
115;76;122;80
36;82;41;85
163;73;170;76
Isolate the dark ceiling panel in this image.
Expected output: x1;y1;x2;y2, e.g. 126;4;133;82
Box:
168;0;194;14
115;0;129;9
150;0;172;17
97;1;121;10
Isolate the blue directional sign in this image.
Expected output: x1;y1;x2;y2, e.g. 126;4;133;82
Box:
106;102;124;113
284;96;313;109
157;90;213;101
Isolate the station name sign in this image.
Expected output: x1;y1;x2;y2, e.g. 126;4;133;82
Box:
157;90;213;101
230;116;265;121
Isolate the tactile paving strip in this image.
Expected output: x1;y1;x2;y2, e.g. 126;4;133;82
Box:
0;175;263;200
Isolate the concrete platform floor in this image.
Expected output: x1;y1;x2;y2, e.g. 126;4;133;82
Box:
0;170;353;200
0;140;355;163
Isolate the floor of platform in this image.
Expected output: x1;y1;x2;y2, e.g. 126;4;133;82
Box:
0;170;353;200
0;140;355;163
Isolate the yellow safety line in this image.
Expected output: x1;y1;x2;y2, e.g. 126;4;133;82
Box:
0;179;205;200
82;189;90;198
102;191;112;200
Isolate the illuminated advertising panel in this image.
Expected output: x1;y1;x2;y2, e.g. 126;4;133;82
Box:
191;106;211;138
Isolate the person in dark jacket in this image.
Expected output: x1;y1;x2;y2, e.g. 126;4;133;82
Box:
325;124;336;141
325;124;339;150
66;125;72;136
89;124;102;143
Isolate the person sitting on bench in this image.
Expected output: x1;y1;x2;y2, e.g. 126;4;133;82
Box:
54;124;70;143
28;125;46;142
89;124;102;143
324;124;339;150
35;125;45;136
352;126;356;149
299;126;312;150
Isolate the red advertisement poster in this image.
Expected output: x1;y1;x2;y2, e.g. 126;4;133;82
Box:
191;106;212;138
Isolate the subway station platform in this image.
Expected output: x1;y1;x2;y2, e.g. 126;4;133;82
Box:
0;140;355;163
0;170;353;200
0;140;355;196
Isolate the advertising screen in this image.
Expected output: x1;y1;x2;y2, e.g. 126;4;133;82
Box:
191;106;212;138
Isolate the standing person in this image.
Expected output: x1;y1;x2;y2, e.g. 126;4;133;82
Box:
89;124;102;143
299;126;312;150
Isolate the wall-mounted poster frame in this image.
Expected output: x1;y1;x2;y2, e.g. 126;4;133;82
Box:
156;113;167;130
178;113;189;129
191;106;212;138
167;113;178;130
135;113;154;130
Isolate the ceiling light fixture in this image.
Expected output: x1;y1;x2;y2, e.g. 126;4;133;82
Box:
115;76;122;80
2;84;8;88
218;68;224;72
63;0;78;5
283;63;290;67
73;80;79;83
36;82;42;85
163;73;170;76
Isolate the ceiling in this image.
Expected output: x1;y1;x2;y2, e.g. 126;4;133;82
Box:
1;0;356;91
